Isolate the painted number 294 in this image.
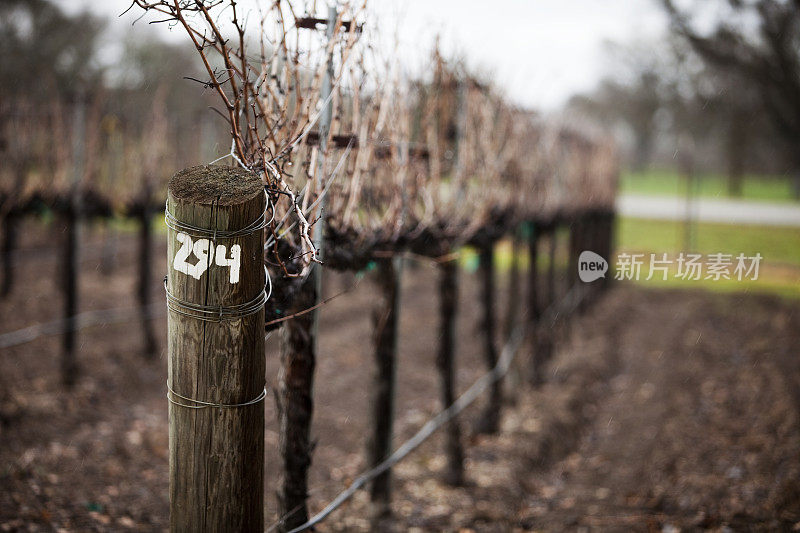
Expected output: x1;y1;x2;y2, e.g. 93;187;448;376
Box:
173;232;241;284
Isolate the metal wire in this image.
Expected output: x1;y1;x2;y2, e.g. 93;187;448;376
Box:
165;186;273;323
164;278;268;322
164;190;274;239
0;302;165;349
167;381;267;409
277;284;588;533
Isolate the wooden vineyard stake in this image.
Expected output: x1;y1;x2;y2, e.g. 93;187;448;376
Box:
62;98;85;389
547;224;557;307
60;202;79;388
537;224;559;380
527;223;543;385
368;256;403;523
166;165;266;532
137;204;157;358
504;231;521;343
1;212;17;298
476;241;501;434
437;258;465;485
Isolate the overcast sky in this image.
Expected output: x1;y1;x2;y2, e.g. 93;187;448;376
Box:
61;0;667;111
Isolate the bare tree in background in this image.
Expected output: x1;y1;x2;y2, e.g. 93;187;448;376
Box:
0;0;102;99
662;0;800;197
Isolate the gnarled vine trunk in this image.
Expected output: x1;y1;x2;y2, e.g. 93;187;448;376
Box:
368;257;403;523
437;259;464;485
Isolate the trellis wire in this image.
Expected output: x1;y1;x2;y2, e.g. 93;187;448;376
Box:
0;302;165;350
273;283;589;533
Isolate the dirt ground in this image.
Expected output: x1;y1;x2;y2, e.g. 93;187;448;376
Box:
1;223;800;531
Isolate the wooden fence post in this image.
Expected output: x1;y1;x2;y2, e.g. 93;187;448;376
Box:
368;256;403;523
99;219;118;276
526;223;543;385
62;96;85;389
504;232;521;341
437;259;464;486
534;223;558;378
60;203;79;388
137;204;157;358
602;211;615;291
166;166;266;532
4;162;28;298
568;216;581;291
504;229;524;398
546;224;557;306
1;211;17;298
476;241;501;435
573;214;591;314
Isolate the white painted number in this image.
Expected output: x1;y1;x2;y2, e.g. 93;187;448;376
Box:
173;232;242;284
215;243;241;284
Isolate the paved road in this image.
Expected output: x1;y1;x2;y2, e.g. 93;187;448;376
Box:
617;194;800;227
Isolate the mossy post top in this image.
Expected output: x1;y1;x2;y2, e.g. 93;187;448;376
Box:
168;165;261;206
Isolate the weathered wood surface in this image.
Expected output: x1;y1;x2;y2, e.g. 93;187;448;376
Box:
167;165;265;533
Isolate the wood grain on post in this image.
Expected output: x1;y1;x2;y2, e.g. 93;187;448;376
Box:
166;165;265;533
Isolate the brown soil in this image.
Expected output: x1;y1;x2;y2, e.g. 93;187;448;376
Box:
1;222;799;531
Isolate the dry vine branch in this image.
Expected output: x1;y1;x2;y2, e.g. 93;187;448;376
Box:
132;0;366;276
